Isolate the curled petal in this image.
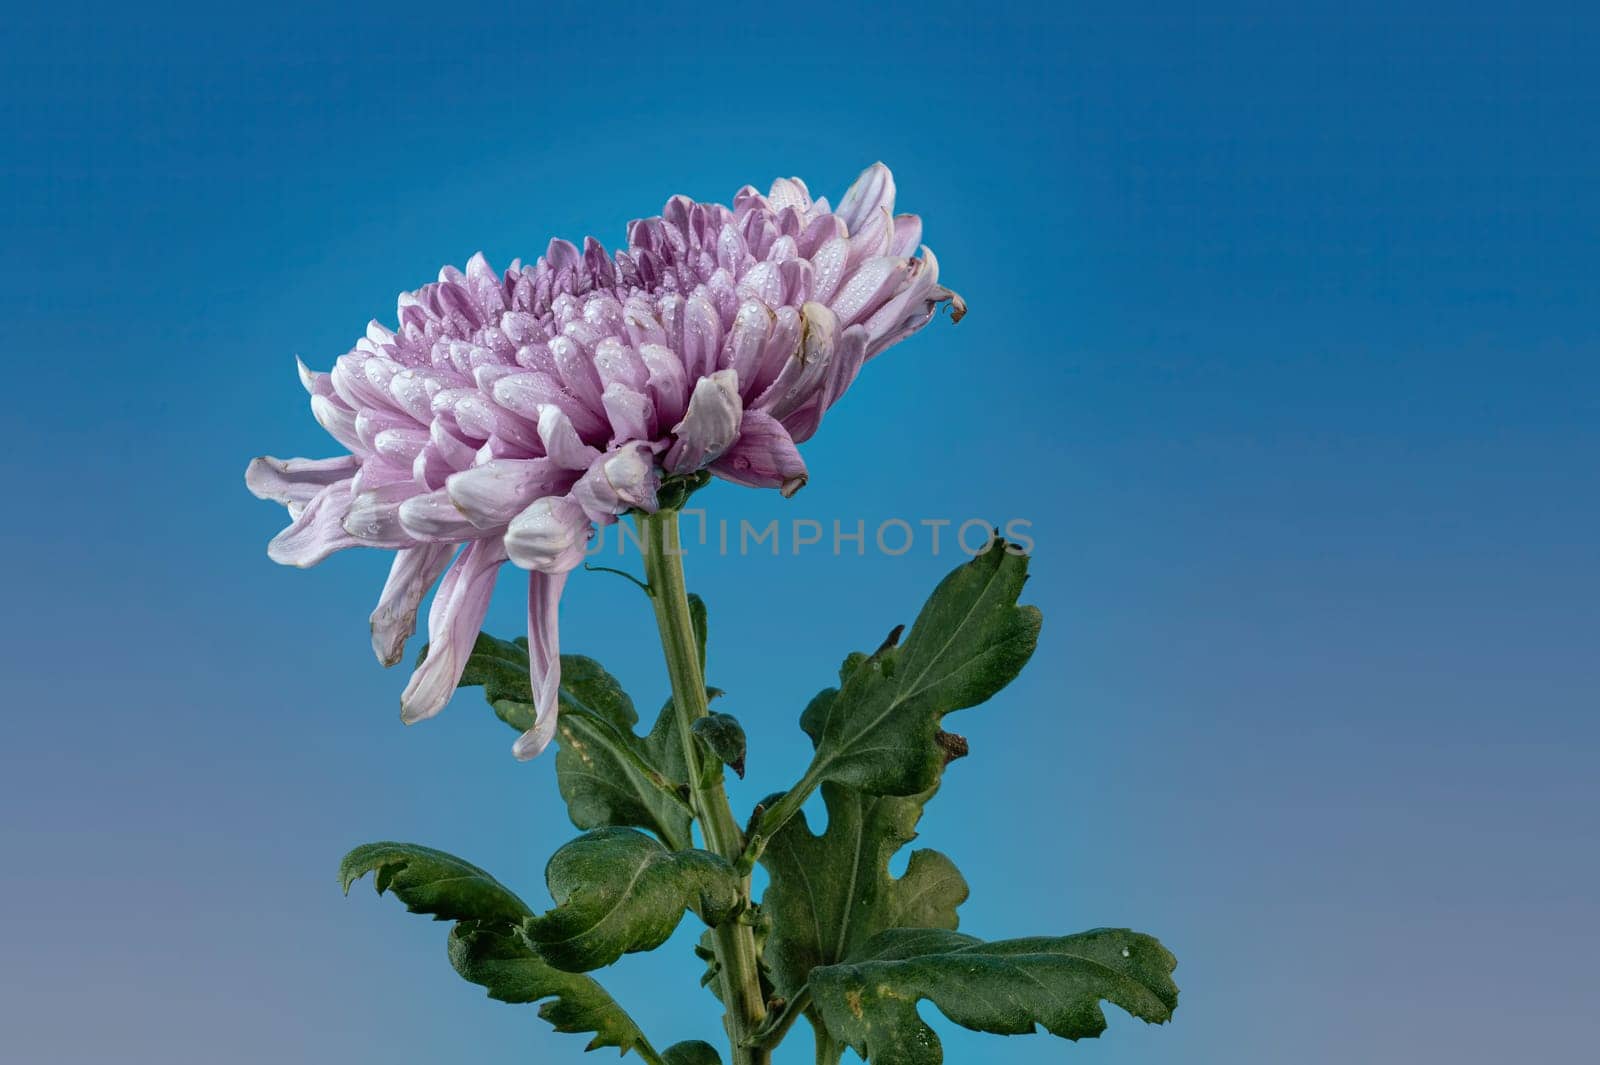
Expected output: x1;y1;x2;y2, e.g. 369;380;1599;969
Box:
889;214;923;257
373;427;429;465
506;495;591;573
538;406;602;471
245;455;359;510
830;254;910;327
820;326;872;417
593;336;648;392
711;411;808;496
400;538;507;723
310;394;364;453
759;302;836;420
681;294;723;381
512;569;567;761
835;162;896;235
332;353;398;412
370;544;454;667
343;481;419;547
601;382;655;444
549;335;606;414
573;442;661;521
445;458;563;530
767;176;812;212
296;356;333;398
666;370;743;474
725;300;772;389
809;235;850;306
267;480;360;567
494;370;608;442
639;343;689;428
397;487;478;542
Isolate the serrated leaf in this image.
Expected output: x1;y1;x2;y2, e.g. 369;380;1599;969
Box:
525;828;742;972
338;842;532;924
453;632;543;732
556;660;694;851
691;712;747;778
454;635;693;850
449;922;653;1056
809;928;1179;1065
758;781;967;1009
342;842;657;1059
661;1039;723;1065
799;542;1040;797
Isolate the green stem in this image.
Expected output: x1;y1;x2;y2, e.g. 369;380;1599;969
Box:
750;987;811;1050
736;767;823;875
637;511;770;1065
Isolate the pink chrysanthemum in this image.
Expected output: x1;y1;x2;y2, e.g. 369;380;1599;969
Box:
247;163;962;759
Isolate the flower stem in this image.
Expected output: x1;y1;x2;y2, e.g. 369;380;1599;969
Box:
637;510;770;1065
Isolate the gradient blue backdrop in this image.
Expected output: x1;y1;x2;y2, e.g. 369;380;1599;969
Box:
3;2;1595;1063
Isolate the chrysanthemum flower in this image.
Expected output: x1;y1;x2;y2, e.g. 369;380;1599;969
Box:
247;163;962;759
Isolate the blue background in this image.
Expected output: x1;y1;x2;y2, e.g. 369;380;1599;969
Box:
3;2;1595;1062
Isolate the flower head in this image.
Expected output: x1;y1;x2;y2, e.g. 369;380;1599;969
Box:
247;163;961;759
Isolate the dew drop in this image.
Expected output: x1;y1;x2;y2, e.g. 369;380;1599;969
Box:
1121;947;1131;958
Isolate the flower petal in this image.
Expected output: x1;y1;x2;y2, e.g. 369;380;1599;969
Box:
681;294;724;382
711;411;808;496
724;300;772;389
573;442;662;521
767;176;812;213
512;569;567;761
666;370;743;474
505;495;591;573
343;481;420;547
266;479;360;567
639;342;689;428
758;302;836;421
889;214;923;257
400;538;507;724
445;458;564;530
397;487;479;542
601;382;656;444
245;455;359;509
830;254;910;328
370;544;454;667
835;162;896;235
538;406;602;471
310;393;364;453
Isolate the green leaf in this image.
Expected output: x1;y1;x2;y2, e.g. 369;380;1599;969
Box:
339;842;532;924
556;660;694;851
758;782;967;1008
808;928;1179;1065
799;542;1040;797
691;712;747;778
452;632;544;733
448;922;654;1056
687;592;709;675
454;635;694;851
342;842;657;1059
525;828;742;972
661;1040;723;1065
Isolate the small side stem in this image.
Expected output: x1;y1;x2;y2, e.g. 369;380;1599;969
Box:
749;987;811;1050
638;511;770;1065
737;768;823;875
